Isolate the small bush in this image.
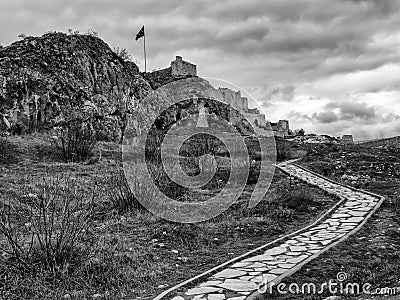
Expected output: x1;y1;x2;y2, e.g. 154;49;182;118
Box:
275;206;294;220
113;47;132;62
53;121;96;162
278;188;314;212
109;169;146;213
0;175;96;276
0;137;19;164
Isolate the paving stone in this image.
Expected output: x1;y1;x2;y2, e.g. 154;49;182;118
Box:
276;254;294;259
264;247;287;256
331;213;351;218
230;262;250;268
246;262;266;268
355;207;372;211
199;281;223;287
265;261;279;265
237;268;254;272
254;267;269;272
193;295;206;300
250;276;263;283
289;245;308;252
278;263;295;269
313;224;329;229
285;240;299;244
286;255;309;264
320;240;333;246
207;294;226;300
212;269;247;279
248;271;262;276
238;276;253;281
305;240;322;244
307;243;324;250
309;249;320;254
186;287;222;295
220;279;258;292
226;297;245;300
243;254;275;262
285;251;303;256
344;201;361;207
269;268;288;275
326;227;339;231
342;217;364;223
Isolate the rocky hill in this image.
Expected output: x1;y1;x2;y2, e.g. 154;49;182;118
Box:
0;32;152;140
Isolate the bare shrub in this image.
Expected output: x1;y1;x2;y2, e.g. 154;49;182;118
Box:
109;169;147;213
280;188;314;211
113;47;132;62
52;121;96;162
0;175;96;276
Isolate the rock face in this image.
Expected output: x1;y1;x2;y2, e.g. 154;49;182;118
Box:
0;32;152;140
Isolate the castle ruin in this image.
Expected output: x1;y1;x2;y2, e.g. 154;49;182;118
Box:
171;56;197;77
150;56;290;137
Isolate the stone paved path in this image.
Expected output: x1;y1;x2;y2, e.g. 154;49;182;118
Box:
155;161;384;300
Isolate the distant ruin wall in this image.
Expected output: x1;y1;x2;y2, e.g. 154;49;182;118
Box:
342;134;354;145
244;112;267;128
277;120;289;137
356;136;400;147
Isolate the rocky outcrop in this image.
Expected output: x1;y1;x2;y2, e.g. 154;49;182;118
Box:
0;32;152;140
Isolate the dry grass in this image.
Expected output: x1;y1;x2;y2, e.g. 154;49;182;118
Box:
0;174;96;277
0;134;340;299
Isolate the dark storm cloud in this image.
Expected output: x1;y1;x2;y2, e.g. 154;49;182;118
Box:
312;111;339;124
1;0;400;139
2;0;400;71
269;86;296;102
326;101;377;121
309;101;379;127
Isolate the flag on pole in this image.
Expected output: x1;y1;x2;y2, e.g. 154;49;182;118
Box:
135;26;145;40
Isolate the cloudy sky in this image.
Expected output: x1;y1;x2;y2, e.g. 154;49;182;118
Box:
1;0;400;140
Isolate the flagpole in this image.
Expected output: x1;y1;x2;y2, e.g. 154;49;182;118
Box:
144;27;147;73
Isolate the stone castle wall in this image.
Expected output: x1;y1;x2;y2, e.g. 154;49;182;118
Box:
149;56;291;138
171;56;197;76
218;88;248;112
244;112;267;128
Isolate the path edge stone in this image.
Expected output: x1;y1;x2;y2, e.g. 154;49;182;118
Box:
246;162;386;300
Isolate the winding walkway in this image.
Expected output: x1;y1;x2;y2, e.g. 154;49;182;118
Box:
155;161;385;300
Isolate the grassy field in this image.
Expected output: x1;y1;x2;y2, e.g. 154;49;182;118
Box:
258;144;400;300
0;134;340;300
